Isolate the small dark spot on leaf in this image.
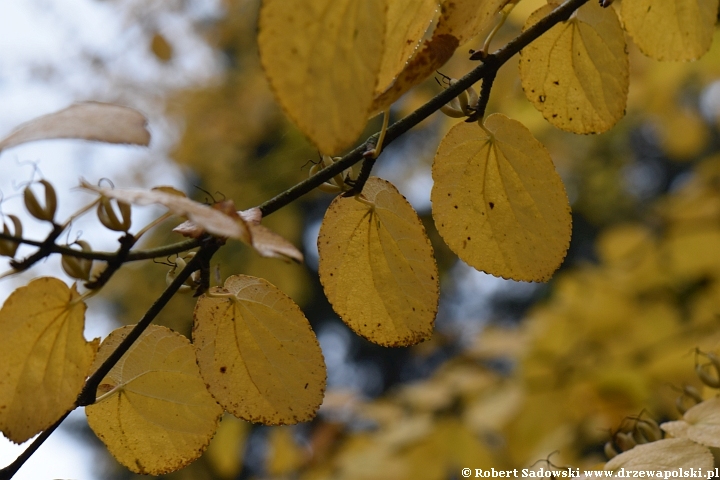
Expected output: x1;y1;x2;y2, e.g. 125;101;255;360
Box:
538;95;546;103
489;202;495;209
454;205;458;209
553;81;559;85
304;383;308;389
220;366;227;373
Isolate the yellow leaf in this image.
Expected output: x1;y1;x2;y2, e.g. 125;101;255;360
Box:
0;277;97;443
193;275;326;424
519;1;628;134
81;182;251;244
317;177;439;346
621;0;719;61
431;114;571;281
267;426;307;476
661;397;720;448
373;0;507;113
204;415;250;479
605;438;713;472
0;102;150;152
258;0;386;155
375;0;437;95
85;325;222;475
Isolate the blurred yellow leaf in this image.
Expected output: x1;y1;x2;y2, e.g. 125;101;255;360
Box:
0;102;150;152
372;0;508;113
621;0;719;61
605;438;713;472
318;177;439;346
376;0;437;96
193;275;326;424
267;426;308;476
0;278;97;443
258;0;385;155
85;325;222;475
661;397;720;448
519;1;628;134
82;182;251;244
432;114;571;281
204;415;250;479
150;32;173;62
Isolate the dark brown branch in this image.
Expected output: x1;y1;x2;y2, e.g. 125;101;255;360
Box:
8;223;65;272
75;236;223;406
84;233;137;290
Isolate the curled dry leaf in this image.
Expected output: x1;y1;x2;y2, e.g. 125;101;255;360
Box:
81;182;251;244
174;207;303;263
86;325;223;475
661;397;720;448
0;278;98;443
193;275;326;425
605;438;713;472
0;102;150;153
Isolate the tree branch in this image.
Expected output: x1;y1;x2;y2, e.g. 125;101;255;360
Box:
0;0;590;476
259;0;589;215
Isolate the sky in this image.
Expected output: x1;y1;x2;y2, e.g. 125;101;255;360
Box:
0;1;222;478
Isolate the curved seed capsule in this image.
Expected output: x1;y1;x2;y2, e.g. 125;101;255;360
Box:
636;419;662;443
61;240;93;281
697;363;720;388
24;179;57;222
440;101;467;118
604;441;618;459
614;431;636;451
466;85;479;112
97;197;132;232
0;215;22;258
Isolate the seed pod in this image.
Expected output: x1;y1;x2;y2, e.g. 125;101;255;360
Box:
23;179;57;222
165;256;193;294
614;431;636;451
97;197;132;232
697;362;720;388
604;441;619;459
636;418;662;443
61;240;93;281
0;215;22;258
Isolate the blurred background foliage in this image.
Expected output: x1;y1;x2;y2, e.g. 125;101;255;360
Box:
66;0;720;478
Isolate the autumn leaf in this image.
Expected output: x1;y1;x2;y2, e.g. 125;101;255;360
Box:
0;102;150;152
519;1;628;134
85;325;222;475
605;438;713;472
0;278;98;443
81;182;251;243
372;0;508;114
621;0;719;61
193;275;326;424
432;114;571;282
318;177;439;346
661;397;720;448
375;0;437;96
258;0;385;155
